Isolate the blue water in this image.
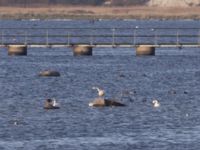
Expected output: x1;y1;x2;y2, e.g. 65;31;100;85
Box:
0;20;200;150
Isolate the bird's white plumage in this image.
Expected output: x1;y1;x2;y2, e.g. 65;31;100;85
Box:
152;99;160;108
52;99;59;107
89;103;94;107
92;87;105;97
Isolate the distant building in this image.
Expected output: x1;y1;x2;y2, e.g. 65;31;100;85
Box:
148;0;200;7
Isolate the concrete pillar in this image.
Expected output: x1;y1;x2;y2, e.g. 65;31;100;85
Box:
73;45;92;56
136;45;155;56
8;45;27;56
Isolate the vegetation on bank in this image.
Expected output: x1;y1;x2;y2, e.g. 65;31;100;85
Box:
0;6;200;20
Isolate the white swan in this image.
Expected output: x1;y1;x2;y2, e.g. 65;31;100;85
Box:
92;87;105;97
152;99;160;108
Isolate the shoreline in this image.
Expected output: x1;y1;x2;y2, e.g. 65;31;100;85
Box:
0;6;200;20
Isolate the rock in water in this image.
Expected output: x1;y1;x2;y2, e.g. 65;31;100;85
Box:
89;98;125;107
39;70;60;77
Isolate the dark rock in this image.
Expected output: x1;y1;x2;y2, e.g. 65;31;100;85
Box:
39;70;60;77
89;98;125;107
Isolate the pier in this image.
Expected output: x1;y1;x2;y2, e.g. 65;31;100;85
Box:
1;27;200;55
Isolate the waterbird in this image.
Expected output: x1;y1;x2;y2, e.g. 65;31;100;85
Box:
92;87;105;97
44;98;60;109
168;90;176;95
14;121;18;126
152;99;160;108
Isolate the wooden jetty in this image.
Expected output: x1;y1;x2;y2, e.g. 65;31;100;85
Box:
1;27;200;55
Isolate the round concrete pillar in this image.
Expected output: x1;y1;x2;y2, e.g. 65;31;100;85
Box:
73;45;92;56
8;45;27;56
136;45;155;56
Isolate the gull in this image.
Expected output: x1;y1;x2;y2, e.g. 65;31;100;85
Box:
92;87;105;97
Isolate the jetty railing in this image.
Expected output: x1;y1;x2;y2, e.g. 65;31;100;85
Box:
1;27;200;48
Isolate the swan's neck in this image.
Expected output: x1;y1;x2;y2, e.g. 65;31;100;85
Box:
53;100;56;106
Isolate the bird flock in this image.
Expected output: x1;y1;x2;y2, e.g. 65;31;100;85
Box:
45;87;161;108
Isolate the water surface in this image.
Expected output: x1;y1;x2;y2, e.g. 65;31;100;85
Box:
0;20;200;150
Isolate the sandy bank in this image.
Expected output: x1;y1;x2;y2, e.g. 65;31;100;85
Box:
0;6;200;20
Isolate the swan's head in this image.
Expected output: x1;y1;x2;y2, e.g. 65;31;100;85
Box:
152;100;159;104
46;99;52;103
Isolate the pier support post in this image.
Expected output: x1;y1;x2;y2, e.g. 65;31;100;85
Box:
8;45;27;56
73;45;93;56
136;45;155;56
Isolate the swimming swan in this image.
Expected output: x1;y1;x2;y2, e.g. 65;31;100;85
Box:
152;99;160;108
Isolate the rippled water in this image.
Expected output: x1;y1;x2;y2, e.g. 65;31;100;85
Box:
0;20;200;150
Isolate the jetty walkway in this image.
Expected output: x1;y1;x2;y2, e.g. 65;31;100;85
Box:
1;27;200;55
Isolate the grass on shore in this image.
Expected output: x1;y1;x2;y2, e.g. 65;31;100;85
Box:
0;6;200;19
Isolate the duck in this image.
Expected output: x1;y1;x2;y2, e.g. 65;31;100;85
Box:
44;98;60;109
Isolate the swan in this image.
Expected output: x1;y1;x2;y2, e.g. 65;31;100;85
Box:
152;99;160;108
92;87;105;97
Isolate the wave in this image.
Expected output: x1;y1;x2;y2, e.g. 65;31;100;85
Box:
0;135;135;149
